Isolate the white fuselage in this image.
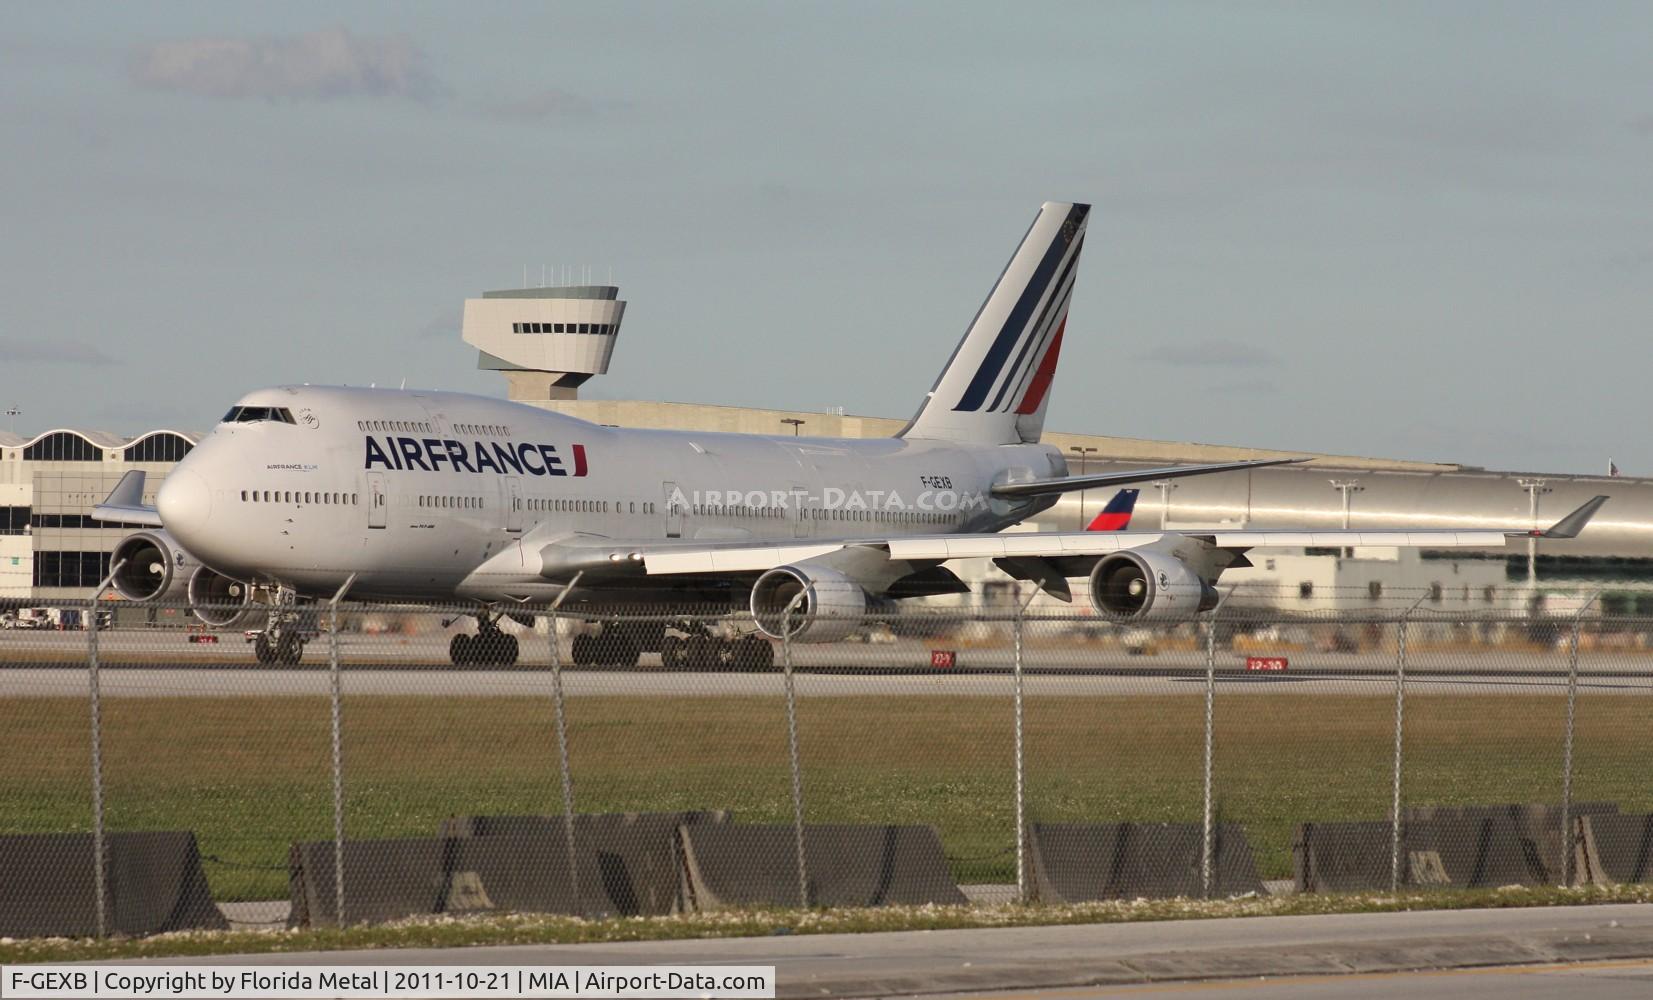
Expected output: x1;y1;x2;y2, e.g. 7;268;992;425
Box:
157;386;1064;603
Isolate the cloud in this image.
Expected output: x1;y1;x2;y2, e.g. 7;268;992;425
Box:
1133;340;1280;368
0;339;115;366
416;310;460;340
128;27;437;102
478;89;613;121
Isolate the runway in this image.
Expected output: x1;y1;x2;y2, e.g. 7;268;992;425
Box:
2;663;1651;698
5;629;1652;697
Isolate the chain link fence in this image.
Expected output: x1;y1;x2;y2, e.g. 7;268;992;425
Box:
3;588;1651;936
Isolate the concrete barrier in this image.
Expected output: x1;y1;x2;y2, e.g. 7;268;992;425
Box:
1574;814;1653;886
0;831;226;938
1027;823;1264;901
439;811;729;916
1294;804;1621;892
288;838;447;927
678;824;966;910
1294;822;1393;894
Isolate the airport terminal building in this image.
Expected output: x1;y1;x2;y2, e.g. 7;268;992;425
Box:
0;429;194;603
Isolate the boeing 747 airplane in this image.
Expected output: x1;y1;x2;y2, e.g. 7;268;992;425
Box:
93;202;1606;666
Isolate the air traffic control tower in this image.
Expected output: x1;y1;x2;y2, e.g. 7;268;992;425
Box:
462;285;627;401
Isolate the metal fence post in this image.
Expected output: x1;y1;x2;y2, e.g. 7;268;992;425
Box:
1560;589;1600;886
326;574;355;927
782;590;809;908
86;561;123;939
1012;585;1038;904
1391;593;1427;892
547;573;583;910
1200;592;1227;899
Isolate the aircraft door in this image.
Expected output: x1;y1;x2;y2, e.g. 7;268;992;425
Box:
504;476;523;533
663;481;683;538
367;472;387;529
792;482;810;538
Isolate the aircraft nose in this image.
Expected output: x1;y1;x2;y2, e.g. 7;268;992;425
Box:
156;469;212;533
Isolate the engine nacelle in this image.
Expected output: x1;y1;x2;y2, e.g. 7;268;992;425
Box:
1088;551;1219;620
111;530;198;603
187;566;255;628
750;565;869;642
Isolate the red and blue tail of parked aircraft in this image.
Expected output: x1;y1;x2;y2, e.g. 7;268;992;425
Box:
1085;488;1139;531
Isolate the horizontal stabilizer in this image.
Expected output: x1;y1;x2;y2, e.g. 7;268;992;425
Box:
91;470;162;527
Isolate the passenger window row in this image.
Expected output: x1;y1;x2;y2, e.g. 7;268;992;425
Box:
453;423;511;437
240;490;359;505
419;495;483;510
356;419;433;434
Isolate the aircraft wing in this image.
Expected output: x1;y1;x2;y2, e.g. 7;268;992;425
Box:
632;495;1608;576
91;470;163;527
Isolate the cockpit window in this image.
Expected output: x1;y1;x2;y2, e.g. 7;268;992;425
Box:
221;406;296;424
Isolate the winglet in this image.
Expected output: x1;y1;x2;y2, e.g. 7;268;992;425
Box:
1528;495;1609;539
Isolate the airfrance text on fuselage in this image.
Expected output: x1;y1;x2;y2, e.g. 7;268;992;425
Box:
364;435;589;477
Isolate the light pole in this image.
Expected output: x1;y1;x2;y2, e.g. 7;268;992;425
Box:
4;406;18;436
781;418;805;437
1069;446;1097;529
1152;479;1178;530
1330;479;1365;558
1329;480;1364;529
1517;479;1551;588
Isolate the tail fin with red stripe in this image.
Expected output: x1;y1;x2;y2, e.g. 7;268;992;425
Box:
898;202;1087;445
1085;488;1139;531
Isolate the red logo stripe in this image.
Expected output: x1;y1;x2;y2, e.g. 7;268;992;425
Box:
1015;318;1065;415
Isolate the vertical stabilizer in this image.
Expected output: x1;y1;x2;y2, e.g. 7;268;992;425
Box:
898;202;1089;444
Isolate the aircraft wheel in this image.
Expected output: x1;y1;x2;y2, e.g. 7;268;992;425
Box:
611;637;640;669
450;633;473;666
254;632;274;665
274;633;303;665
503;634;520;667
660;635;684;670
734;635;774;671
570;634;594;667
685;634;719;672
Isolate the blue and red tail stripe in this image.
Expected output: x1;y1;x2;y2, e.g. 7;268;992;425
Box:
953;204;1088;413
1085;488;1139;531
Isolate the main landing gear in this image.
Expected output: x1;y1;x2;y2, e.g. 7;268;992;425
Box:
449;615;520;667
658;623;774;672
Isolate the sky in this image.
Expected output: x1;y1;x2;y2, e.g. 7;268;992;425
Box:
1;2;1649;474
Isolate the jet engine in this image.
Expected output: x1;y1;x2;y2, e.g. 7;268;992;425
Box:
750;564;869;642
1088;551;1218;620
111;530;199;603
187;566;255;628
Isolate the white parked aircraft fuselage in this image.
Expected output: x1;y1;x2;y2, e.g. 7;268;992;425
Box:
159;385;1065;602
